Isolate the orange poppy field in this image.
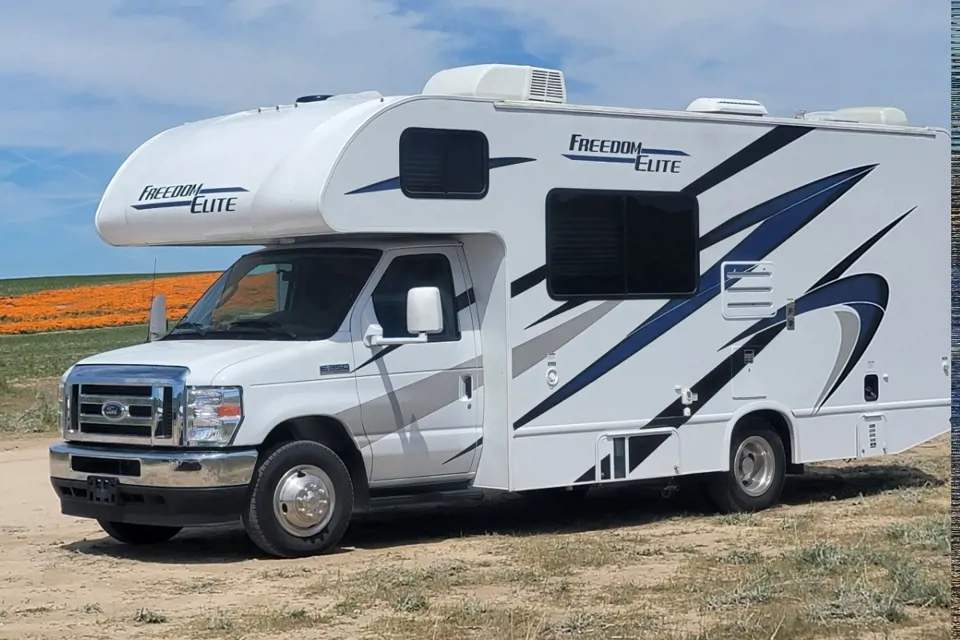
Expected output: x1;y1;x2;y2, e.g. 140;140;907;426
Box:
0;273;220;335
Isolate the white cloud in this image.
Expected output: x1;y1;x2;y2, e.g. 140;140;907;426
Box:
0;0;465;151
0;0;945;156
449;0;946;126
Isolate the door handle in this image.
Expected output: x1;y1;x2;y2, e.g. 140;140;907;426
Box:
461;375;473;400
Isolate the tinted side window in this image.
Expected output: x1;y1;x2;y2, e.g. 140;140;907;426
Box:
372;254;461;341
399;128;488;199
546;189;699;299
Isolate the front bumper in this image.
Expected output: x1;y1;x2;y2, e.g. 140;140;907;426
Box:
49;441;259;528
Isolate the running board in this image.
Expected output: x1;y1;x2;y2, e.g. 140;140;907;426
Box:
358;488;486;513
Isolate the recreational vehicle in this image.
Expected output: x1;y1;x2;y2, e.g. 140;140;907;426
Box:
48;64;950;558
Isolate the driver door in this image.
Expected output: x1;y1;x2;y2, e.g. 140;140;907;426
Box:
351;247;482;484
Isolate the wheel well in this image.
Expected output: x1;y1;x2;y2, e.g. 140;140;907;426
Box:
735;409;794;464
260;416;370;508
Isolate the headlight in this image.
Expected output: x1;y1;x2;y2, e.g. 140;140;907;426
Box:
184;386;243;446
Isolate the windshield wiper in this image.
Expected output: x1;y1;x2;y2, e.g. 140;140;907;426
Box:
219;319;299;339
166;321;209;337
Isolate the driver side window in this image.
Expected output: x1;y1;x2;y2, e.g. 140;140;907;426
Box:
372;253;460;342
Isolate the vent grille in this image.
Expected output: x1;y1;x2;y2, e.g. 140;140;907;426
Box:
528;68;566;103
62;365;187;447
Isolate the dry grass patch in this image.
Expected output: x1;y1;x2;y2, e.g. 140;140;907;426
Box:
0;378;59;436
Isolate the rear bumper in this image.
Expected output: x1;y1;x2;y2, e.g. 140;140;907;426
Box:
49;441;258;527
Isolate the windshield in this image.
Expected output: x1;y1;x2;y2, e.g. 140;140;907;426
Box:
165;247;382;341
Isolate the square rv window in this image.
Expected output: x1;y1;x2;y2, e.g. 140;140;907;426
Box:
546;188;699;300
399;128;489;199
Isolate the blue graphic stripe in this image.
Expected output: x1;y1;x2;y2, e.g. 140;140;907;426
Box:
347;177;401;195
571;203;908;482
131;200;192;210
198;187;249;195
346;156;537;195
514;164;877;430
562;148;690;163
720;209;914;352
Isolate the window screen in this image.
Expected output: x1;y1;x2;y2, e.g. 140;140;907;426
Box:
546;189;699;299
399;128;488;198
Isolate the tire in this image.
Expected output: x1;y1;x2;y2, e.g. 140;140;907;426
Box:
98;520;181;545
703;417;786;513
242;440;354;558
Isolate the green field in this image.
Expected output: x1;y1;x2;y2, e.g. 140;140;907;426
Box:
0;271;211;296
0;270;215;379
0;325;147;381
0;272;209;433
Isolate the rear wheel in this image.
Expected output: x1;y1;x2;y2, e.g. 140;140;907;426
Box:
98;520;181;545
243;440;354;558
703;417;786;513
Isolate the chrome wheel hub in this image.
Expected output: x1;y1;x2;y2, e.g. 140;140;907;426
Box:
734;436;775;498
273;464;336;538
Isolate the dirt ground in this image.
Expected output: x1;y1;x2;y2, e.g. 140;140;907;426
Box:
0;434;949;640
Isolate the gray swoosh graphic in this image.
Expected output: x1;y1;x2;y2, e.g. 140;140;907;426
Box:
343;301;618;448
512;301;620;377
813;309;860;411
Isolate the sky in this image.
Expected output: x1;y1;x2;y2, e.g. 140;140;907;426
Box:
0;0;947;279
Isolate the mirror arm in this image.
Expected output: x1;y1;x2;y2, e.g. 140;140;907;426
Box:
367;333;429;347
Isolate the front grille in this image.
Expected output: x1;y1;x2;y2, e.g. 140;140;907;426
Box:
63;365;187;446
75;383;157;438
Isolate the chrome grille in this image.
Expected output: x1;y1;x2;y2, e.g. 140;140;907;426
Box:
63;365;187;446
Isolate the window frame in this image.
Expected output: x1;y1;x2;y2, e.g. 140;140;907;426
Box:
544;187;701;302
370;252;462;343
399;127;490;200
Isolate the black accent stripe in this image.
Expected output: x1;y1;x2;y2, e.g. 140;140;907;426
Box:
346;156;537;195
627;433;671;473
354;344;400;372
574;465;597;484
526;299;581;330
442;436;483;465
681;125;813;197
807;207;915;292
599;454;611;481
511;266;546;298
488;157;537;170
454;287;476;311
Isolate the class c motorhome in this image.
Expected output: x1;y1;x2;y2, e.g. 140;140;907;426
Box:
49;63;949;558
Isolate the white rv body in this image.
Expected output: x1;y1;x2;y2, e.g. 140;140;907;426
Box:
52;64;949;557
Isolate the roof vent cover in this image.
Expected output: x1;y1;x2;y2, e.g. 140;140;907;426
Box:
686;97;768;117
528;67;566;103
423;64;566;103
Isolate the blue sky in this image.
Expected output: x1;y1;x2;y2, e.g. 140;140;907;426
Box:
0;0;947;279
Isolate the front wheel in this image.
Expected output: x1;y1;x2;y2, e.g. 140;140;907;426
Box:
702;418;786;513
98;520;181;545
242;440;354;558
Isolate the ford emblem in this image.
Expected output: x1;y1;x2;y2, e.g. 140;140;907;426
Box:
101;401;128;422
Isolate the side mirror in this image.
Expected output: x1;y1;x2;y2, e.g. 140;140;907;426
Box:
406;286;443;335
148;295;167;342
362;287;444;348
